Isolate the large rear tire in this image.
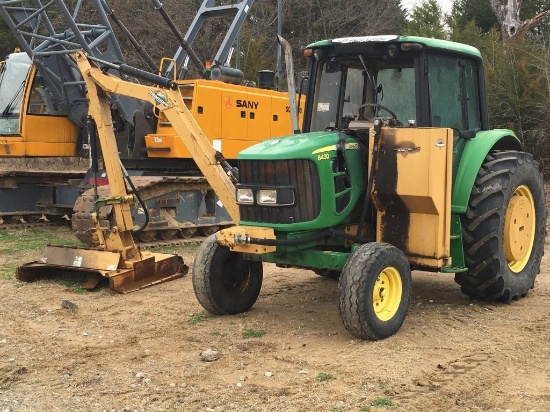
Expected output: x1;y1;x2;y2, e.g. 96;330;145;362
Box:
192;233;263;315
338;242;412;340
456;151;546;302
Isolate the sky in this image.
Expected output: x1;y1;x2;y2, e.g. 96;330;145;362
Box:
402;0;454;15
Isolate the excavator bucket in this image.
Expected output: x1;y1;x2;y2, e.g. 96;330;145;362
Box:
16;245;188;293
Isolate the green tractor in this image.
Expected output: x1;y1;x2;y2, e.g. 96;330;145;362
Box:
192;35;546;340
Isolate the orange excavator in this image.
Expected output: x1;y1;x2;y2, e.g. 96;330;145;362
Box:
0;0;303;244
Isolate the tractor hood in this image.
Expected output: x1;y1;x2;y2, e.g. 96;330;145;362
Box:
238;131;346;161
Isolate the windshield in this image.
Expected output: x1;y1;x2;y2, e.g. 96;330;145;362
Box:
0;53;31;135
311;55;416;131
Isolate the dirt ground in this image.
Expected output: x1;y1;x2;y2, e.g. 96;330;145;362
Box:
0;224;549;412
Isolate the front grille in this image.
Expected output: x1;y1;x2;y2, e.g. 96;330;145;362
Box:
238;159;321;224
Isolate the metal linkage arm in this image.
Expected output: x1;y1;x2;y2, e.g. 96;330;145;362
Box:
75;52;240;223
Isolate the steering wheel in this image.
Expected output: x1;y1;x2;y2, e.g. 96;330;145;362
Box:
356;103;398;122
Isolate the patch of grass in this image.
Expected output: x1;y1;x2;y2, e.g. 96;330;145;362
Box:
142;311;150;316
0;228;81;253
155;244;201;255
211;331;225;337
372;397;394;408
361;407;372;412
187;313;211;326
0;227;84;283
316;372;334;382
59;276;89;294
0;262;18;280
242;328;266;339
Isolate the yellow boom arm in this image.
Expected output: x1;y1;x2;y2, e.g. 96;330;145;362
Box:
75;52;240;225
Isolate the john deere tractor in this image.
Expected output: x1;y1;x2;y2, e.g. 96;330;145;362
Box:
192;35;546;340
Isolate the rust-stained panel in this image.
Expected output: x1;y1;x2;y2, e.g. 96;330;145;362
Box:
370;127;452;268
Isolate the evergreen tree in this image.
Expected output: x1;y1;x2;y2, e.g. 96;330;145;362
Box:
451;0;499;32
407;0;446;38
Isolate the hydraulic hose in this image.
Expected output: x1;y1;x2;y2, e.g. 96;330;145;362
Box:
86;55;177;89
87;116;100;200
101;0;158;72
355;119;382;238
119;163;150;234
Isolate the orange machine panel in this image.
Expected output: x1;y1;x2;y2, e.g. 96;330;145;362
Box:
145;79;304;160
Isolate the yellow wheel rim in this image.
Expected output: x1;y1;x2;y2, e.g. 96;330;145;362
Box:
504;185;536;273
372;266;402;321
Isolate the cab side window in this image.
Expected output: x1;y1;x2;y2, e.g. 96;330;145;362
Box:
28;73;66;115
428;55;481;131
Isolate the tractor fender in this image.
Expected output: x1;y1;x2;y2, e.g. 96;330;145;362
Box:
451;129;522;213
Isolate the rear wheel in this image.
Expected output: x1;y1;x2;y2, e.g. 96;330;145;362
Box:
456;151;546;302
338;242;411;340
192;233;263;315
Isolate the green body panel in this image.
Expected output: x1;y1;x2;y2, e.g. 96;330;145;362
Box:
239;130;336;159
307;35;482;59
442;214;467;273
238;131;366;232
245;229;350;272
249;249;349;272
451;129;521;213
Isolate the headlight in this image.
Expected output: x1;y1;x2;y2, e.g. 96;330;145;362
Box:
258;189;277;205
236;188;253;204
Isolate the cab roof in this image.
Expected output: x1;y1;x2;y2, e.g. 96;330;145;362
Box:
306;35;482;59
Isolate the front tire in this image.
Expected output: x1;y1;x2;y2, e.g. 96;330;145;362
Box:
192;234;263;315
456;151;546;302
338;242;412;340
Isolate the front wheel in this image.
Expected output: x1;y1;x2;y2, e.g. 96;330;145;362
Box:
338;242;412;340
457;151;546;302
192;233;263;315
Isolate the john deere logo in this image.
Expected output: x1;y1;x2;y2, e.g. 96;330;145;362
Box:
149;91;171;107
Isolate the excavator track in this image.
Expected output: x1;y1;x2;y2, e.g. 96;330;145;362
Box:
72;176;233;247
0;159;88;225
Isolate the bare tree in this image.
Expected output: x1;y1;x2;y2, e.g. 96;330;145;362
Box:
490;0;549;41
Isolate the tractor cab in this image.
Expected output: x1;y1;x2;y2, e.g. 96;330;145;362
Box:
303;35;488;144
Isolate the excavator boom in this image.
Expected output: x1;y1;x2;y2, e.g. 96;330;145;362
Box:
16;52;238;292
79;54;239;223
